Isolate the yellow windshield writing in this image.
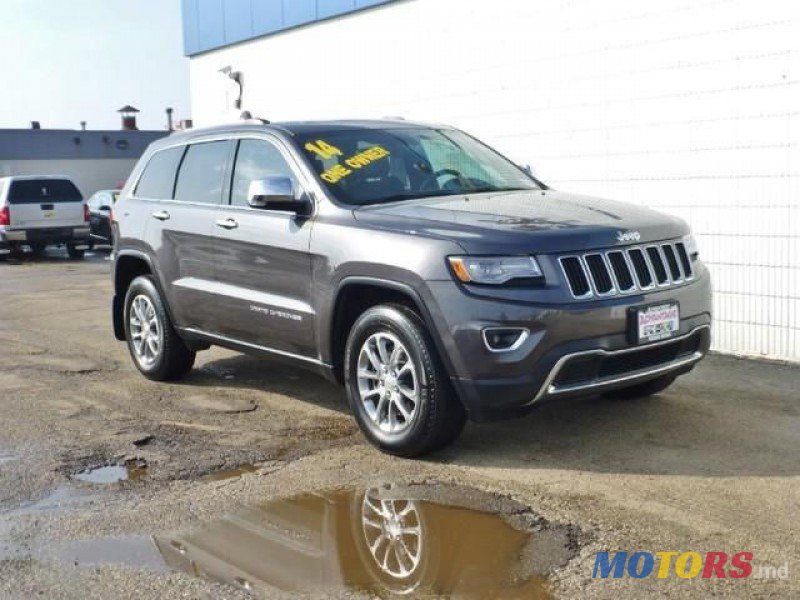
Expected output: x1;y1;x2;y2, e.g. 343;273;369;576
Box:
317;144;391;184
304;140;343;160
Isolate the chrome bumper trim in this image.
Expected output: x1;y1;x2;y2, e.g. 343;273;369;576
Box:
531;324;711;403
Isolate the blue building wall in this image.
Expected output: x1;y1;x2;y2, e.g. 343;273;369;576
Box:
182;0;398;56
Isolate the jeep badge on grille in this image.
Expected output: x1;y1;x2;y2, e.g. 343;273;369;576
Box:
616;230;641;243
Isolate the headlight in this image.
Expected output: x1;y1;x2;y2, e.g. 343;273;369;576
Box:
684;234;699;260
448;256;543;285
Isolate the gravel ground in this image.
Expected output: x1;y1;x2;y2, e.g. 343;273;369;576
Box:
0;249;797;599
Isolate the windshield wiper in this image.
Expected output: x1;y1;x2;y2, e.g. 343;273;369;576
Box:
359;191;462;205
462;186;533;194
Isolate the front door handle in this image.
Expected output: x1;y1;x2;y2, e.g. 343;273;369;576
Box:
152;210;170;221
216;218;239;230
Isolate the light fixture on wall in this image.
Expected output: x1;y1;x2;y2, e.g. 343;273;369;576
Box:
218;65;244;110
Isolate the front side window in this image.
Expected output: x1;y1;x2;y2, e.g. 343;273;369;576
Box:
230;139;298;207
174;141;232;205
296;127;539;206
135;146;184;199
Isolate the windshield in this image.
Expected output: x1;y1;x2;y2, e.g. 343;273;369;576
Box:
296;127;540;206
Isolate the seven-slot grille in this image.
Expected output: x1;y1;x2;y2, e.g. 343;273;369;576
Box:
559;240;694;299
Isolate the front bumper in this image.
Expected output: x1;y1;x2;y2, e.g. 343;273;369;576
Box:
425;266;713;421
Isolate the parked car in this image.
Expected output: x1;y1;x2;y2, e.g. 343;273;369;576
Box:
111;120;712;456
0;176;91;259
87;189;120;247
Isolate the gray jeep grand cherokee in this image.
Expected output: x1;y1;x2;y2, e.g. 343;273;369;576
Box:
112;120;712;456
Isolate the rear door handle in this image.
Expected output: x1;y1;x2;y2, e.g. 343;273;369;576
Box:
216;218;239;230
152;210;170;221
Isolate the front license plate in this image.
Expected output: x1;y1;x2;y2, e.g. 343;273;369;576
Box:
636;302;679;344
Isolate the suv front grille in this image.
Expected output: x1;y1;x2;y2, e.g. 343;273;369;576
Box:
559;240;694;299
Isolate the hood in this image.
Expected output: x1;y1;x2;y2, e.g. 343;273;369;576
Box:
352;189;689;254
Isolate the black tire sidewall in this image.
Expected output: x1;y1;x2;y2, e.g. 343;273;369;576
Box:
345;306;441;454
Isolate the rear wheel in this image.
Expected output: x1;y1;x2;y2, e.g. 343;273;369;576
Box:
66;243;84;260
345;305;466;457
124;275;195;381
603;374;677;399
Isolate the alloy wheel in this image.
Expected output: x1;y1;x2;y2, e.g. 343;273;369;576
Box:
356;332;419;435
129;294;162;367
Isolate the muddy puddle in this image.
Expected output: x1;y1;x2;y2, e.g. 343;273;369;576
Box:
72;460;148;484
153;484;573;598
52;535;167;572
202;464;258;482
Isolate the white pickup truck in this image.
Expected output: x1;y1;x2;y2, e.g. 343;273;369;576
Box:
0;176;91;259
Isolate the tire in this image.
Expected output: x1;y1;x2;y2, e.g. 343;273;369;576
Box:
30;243;47;257
603;374;677;400
123;275;195;381
66;243;85;260
344;304;466;457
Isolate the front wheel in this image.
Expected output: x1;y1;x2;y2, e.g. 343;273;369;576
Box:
603;374;677;399
344;305;466;457
123;275;195;381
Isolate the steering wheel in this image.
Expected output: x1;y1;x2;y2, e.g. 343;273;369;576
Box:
419;168;464;192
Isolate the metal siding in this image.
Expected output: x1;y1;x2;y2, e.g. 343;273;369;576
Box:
196;0;226;52
188;0;800;362
318;0;357;20
282;0;317;29
181;0;200;56
183;0;397;55
252;0;283;36
224;0;254;41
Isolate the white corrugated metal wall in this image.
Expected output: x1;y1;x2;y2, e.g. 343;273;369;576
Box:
189;0;800;361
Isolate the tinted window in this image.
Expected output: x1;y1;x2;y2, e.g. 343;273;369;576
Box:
174;141;232;205
297;128;538;206
89;192;114;210
231;139;298;207
8;179;82;204
135;147;184;199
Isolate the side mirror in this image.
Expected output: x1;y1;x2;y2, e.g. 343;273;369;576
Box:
247;177;310;215
519;164;536;178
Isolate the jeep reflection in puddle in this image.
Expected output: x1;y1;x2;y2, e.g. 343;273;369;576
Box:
155;487;551;598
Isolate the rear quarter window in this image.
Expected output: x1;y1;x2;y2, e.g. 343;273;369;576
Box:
134;146;185;199
8;179;82;204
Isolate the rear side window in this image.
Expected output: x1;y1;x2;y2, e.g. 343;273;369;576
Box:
8;179;82;204
135;146;185;199
174;141;232;205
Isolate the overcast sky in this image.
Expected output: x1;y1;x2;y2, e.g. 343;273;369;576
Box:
0;0;190;131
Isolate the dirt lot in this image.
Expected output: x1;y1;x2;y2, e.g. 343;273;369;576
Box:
0;249;797;599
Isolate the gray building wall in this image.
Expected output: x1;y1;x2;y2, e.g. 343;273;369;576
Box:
0;129;169;197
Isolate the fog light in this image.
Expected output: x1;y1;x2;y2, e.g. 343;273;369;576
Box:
482;327;529;352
